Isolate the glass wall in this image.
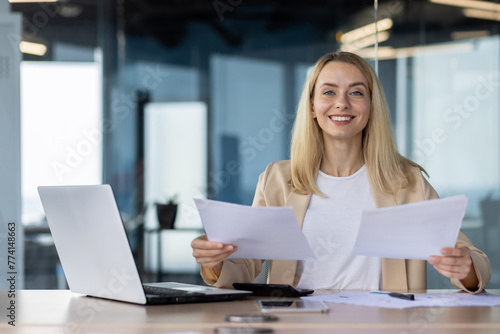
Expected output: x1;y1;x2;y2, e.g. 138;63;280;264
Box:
9;0;500;289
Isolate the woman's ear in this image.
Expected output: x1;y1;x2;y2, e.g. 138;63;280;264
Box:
310;102;317;118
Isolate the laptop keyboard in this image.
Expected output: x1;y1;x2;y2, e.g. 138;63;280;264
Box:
143;285;204;296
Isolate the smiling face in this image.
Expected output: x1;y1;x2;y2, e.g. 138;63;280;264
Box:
311;61;371;145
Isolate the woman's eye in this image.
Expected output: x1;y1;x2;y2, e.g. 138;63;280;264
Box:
351;91;363;96
323;91;334;96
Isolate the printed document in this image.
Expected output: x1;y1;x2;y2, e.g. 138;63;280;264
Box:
303;291;500;309
194;198;315;260
351;195;468;259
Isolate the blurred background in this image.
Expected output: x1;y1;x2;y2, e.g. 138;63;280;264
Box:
1;0;499;290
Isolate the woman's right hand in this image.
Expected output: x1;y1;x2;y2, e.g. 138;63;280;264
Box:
191;235;238;269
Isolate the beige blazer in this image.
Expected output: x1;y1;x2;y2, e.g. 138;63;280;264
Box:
202;161;491;293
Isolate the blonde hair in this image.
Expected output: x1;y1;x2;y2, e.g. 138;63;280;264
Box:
290;51;426;195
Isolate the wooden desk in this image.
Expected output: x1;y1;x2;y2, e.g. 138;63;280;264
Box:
3;289;500;333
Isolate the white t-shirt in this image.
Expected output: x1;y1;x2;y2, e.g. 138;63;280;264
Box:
295;165;381;290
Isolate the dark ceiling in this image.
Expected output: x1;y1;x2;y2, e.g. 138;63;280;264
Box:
11;0;379;48
9;0;499;54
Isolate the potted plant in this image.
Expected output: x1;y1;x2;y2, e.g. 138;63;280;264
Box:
155;194;178;230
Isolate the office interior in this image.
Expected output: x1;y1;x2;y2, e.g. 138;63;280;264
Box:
1;0;499;291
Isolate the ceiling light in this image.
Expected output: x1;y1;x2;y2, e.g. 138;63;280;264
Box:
463;8;500;20
340;18;393;44
429;0;500;12
59;4;83;18
355;42;474;60
451;30;490;40
20;41;47;56
355;47;397;60
341;31;390;52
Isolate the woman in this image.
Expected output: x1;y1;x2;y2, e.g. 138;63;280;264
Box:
191;51;491;293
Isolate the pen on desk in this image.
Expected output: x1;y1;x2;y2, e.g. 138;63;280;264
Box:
388;292;415;301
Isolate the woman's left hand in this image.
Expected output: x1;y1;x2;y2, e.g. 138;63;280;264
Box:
428;247;472;280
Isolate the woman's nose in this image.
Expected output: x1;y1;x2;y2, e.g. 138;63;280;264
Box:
335;96;350;109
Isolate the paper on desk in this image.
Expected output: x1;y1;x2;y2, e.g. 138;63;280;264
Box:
91;333;201;334
303;291;500;309
194;198;314;260
351;195;468;260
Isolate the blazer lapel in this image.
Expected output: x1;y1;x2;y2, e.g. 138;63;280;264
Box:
267;190;311;285
371;186;408;291
285;190;311;229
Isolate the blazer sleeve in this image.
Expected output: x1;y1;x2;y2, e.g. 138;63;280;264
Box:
451;231;491;294
200;164;273;288
201;258;263;288
419;171;492;293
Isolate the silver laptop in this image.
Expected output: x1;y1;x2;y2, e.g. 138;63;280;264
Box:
37;184;251;305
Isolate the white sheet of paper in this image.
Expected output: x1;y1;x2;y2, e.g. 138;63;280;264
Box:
351;195;468;260
303;291;500;309
194;198;315;260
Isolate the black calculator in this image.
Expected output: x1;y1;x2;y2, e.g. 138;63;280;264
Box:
233;283;314;297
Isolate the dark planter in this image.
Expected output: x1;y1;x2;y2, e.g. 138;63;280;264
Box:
155;203;178;229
